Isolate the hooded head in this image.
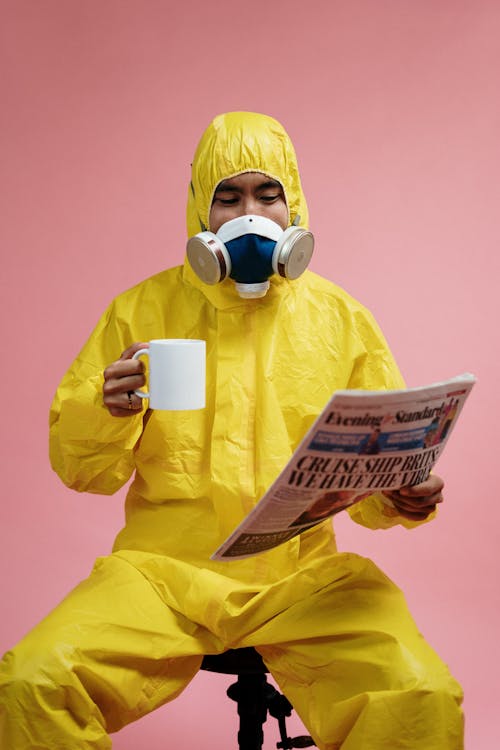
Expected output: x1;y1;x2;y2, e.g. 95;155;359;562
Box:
186;112;309;236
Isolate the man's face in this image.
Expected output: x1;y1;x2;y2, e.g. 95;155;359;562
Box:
209;172;288;233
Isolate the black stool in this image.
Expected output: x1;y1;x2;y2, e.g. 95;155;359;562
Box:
201;647;315;750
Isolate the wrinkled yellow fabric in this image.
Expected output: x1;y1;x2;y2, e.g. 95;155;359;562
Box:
48;263;416;575
0;112;463;749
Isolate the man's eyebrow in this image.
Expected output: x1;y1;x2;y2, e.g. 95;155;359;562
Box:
214;179;282;194
214;181;241;194
258;179;282;190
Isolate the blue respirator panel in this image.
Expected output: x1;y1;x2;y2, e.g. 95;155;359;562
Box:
225;235;277;284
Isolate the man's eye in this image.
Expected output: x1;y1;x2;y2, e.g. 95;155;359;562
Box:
260;194;280;203
217;197;238;206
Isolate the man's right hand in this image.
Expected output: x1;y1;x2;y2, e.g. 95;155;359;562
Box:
103;343;149;417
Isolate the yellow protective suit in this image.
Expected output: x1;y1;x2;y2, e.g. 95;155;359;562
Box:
0;113;463;749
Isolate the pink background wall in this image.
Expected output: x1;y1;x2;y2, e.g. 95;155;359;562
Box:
1;1;498;747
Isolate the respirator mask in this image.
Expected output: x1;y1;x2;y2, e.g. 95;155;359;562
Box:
186;215;314;298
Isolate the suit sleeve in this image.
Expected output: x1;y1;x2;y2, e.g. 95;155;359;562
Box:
344;307;436;530
49;301;145;495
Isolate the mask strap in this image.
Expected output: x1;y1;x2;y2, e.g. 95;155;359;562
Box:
190;181;207;232
292;214;301;226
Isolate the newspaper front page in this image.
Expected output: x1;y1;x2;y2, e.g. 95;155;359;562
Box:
212;373;476;560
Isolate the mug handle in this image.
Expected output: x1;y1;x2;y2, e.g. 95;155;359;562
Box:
132;348;150;399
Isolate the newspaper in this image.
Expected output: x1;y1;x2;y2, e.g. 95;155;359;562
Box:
212;373;476;560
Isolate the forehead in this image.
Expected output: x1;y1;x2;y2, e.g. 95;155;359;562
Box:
214;172;283;193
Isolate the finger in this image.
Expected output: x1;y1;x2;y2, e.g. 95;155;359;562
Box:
392;505;436;521
394;500;442;518
119;342;150;361
103;358;145;383
107;406;142;417
398;475;444;497
105;390;144;417
386;490;442;510
124;390;144;411
103;372;146;398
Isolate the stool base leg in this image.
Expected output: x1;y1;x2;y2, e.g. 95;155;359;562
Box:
227;674;267;750
226;674;316;750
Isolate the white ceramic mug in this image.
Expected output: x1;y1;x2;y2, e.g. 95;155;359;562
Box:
132;339;206;410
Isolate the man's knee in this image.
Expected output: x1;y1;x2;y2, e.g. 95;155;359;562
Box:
1;644;106;730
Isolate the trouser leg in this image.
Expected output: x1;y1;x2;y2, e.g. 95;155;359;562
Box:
0;553;220;750
246;553;464;750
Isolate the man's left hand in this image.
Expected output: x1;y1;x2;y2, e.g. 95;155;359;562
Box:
383;474;444;521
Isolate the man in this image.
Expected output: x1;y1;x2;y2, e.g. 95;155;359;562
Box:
0;112;462;749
